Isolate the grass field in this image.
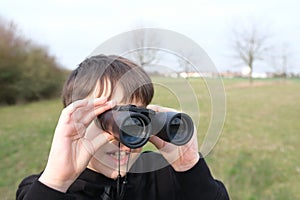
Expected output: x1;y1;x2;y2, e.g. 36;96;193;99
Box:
0;78;299;199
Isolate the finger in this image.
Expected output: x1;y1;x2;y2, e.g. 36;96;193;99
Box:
79;97;109;116
93;97;109;106
64;97;108;117
93;100;116;116
64;99;89;116
87;131;114;155
149;136;179;155
79;100;115;126
70;98;112;124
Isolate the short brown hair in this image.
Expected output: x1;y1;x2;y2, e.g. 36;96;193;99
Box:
62;55;154;107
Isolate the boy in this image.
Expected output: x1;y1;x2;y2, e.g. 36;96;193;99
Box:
17;55;229;199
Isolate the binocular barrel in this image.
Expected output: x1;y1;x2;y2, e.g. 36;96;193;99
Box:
97;105;194;149
153;112;194;146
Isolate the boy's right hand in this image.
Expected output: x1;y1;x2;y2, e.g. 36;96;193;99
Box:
38;97;115;192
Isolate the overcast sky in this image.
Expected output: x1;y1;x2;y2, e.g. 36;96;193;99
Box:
0;0;299;73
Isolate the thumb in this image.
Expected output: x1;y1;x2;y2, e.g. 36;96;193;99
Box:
90;131;114;154
149;135;166;150
82;131;114;156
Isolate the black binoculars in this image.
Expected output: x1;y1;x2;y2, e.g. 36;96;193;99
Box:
97;105;194;149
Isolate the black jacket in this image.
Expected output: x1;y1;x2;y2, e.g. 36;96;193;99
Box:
17;152;229;200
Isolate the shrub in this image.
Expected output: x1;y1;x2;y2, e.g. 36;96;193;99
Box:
0;17;67;105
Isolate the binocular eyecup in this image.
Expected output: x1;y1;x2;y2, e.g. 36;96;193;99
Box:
97;105;194;149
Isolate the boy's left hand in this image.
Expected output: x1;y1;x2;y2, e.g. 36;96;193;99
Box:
147;105;200;172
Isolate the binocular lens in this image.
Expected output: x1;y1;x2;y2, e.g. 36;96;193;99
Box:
169;117;184;139
165;114;193;145
121;118;146;143
119;115;150;148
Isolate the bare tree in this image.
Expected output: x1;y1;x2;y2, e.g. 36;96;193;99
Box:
127;28;160;68
230;21;271;82
270;42;293;79
177;51;195;79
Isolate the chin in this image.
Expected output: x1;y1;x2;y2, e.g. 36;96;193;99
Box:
88;157;129;179
109;170;127;179
89;146;142;178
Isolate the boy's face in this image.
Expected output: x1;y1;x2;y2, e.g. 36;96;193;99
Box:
86;119;143;178
85;84;145;178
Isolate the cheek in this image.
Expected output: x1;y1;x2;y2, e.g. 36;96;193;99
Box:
93;141;119;157
130;148;143;158
132;147;143;154
91;143;111;163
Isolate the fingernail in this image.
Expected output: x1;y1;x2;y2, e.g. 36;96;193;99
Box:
108;99;116;107
100;96;108;101
95;97;107;103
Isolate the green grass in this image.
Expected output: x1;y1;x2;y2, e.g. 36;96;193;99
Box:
211;78;300;199
1;78;300;199
0;99;63;199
